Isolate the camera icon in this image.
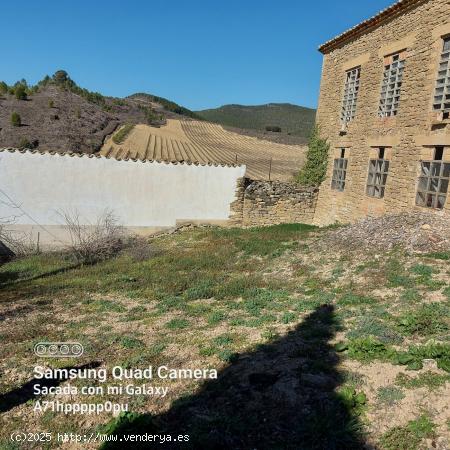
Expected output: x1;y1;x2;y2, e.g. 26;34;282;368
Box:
34;342;84;358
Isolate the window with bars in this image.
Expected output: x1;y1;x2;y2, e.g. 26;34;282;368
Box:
433;37;450;113
366;149;390;198
416;148;450;209
341;67;361;123
379;53;405;117
331;149;348;191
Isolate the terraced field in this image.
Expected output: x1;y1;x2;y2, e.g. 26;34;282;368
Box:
100;120;306;181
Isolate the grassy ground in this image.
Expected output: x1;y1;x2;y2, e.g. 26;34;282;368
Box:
0;224;449;449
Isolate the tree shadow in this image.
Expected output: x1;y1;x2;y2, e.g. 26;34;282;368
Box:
102;305;367;449
0;262;83;291
0;361;101;414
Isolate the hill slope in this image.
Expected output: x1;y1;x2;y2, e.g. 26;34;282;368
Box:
196;103;316;142
0;71;199;153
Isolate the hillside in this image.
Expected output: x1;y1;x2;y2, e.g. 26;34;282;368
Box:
100;120;306;181
0;71;199;153
196;103;316;143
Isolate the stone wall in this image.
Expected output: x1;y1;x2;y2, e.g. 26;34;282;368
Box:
230;180;318;226
314;0;450;225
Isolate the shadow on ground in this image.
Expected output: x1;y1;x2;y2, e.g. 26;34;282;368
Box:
0;361;102;414
102;305;367;449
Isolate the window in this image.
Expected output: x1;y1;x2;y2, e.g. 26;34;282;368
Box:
379;52;405;117
433;37;450;113
341;67;361;123
416;147;450;209
331;149;348;191
366;148;390;198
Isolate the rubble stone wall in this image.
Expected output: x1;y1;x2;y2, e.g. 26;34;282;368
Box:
315;0;450;225
229;180;318;226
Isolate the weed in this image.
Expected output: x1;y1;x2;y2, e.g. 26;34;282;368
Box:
217;349;238;363
346;316;403;345
376;386;405;406
280;312;297;324
120;336;143;349
396;303;449;337
400;288;421;302
184;279;216;300
206;311;226;325
392;342;450;372
338;293;376;307
83;298;126;313
212;334;233;347
165;318;190;330
346;337;391;363
380;415;436;450
443;286;450;300
395;371;450;390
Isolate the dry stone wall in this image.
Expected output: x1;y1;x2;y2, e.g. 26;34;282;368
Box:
314;0;450;225
229;180;318;226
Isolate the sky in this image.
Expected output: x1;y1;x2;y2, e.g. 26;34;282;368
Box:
3;0;395;110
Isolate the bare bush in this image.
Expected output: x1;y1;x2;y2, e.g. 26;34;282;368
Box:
124;236;162;262
60;210;125;264
0;225;34;258
0;205;35;258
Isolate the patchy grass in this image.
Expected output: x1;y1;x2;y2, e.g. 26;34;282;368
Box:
376;385;405;406
380;415;436;450
0;223;449;448
395;371;450;390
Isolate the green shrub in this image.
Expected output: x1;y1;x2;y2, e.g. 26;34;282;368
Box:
18;138;32;149
112;124;135;144
14;84;27;100
0;81;8;94
296;125;329;186
10;112;21;127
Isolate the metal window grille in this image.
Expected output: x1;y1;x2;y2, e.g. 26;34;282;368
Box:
341;67;360;123
331;158;348;191
433;37;450;112
416;160;450;209
366;158;390;198
379;53;405;117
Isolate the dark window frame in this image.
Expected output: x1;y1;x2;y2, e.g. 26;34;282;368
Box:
416;148;450;209
433;36;450;113
366;156;390;199
331;157;348;191
341;67;361;124
378;52;405;117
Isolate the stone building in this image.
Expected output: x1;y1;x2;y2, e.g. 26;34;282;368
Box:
314;0;450;225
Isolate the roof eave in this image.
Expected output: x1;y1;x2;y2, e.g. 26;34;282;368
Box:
318;0;425;54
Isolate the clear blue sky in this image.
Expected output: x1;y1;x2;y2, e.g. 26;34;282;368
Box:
3;0;394;110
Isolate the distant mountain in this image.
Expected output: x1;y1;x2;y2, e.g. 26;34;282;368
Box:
196;103;316;142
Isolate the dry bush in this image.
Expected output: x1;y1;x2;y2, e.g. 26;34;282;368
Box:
124;236;162;262
60;210;125;264
0;223;35;259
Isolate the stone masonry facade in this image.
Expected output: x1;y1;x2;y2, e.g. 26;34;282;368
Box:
314;0;450;225
229;179;318;227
